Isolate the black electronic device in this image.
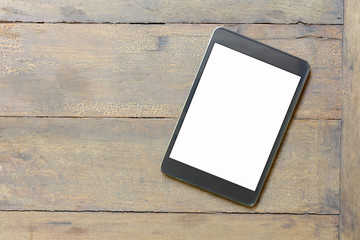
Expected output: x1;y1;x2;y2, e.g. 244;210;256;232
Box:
161;27;310;206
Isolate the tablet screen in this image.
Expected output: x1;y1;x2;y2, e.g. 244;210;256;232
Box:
169;43;301;191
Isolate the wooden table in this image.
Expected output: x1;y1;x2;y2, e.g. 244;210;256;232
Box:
0;1;359;239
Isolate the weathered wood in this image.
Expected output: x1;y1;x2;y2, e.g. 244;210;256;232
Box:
226;24;342;40
0;24;342;119
0;118;340;213
340;0;360;239
0;212;338;240
0;0;343;24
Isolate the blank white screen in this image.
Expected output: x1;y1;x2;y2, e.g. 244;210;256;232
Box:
170;43;301;191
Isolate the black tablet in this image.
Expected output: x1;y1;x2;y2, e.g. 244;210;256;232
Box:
161;27;310;206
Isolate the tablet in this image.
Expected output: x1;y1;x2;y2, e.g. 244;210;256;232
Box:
161;27;310;206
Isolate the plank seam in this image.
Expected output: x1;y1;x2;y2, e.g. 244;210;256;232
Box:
0;209;339;215
0;21;344;26
0;116;342;120
338;118;343;240
339;0;344;236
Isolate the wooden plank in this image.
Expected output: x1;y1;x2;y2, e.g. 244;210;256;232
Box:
0;24;342;119
226;24;343;40
0;118;340;213
340;0;360;239
0;212;338;240
0;0;343;24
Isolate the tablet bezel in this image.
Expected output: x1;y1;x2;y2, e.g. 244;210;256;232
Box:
161;27;310;207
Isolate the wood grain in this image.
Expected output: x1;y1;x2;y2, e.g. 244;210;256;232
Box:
0;118;340;213
0;212;338;240
0;24;342;119
340;0;360;239
0;0;343;24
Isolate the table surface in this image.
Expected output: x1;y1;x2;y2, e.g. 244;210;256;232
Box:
0;1;359;239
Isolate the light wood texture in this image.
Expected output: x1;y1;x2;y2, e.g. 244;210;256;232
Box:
340;0;360;239
0;0;343;24
0;0;347;238
0;212;338;240
0;118;340;213
0;24;342;119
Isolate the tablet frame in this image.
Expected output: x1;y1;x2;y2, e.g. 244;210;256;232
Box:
161;27;310;207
